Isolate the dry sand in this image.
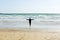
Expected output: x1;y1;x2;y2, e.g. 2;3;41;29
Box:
0;29;60;40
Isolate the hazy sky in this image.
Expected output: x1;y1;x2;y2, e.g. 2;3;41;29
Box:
0;0;60;13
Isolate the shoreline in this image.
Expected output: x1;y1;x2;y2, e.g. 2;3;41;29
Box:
0;28;60;32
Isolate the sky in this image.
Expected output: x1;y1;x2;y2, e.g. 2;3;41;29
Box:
0;0;60;13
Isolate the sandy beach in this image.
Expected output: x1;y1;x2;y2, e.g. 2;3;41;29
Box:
0;29;60;40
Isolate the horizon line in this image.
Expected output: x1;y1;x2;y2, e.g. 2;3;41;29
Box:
0;13;60;15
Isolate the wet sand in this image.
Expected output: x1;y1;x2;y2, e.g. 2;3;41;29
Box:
0;29;60;40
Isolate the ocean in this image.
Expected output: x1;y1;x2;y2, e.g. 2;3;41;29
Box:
0;13;60;29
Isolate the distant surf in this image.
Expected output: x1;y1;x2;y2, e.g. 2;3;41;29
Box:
0;13;60;29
